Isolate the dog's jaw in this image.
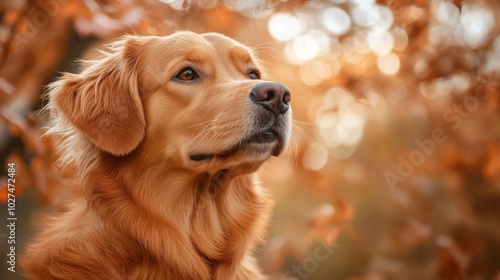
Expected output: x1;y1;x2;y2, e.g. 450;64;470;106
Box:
189;127;287;161
188;107;292;174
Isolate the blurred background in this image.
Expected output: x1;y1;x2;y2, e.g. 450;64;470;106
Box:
1;0;500;279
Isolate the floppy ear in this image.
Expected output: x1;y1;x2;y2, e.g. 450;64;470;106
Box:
51;37;146;156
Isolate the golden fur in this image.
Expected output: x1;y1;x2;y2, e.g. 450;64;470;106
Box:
22;32;292;279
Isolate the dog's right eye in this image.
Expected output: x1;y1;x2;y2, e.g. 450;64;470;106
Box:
249;71;260;80
175;67;199;81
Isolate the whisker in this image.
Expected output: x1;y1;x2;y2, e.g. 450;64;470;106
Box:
186;120;218;149
292;122;305;137
287;130;300;168
251;41;281;52
293;119;315;126
187;118;218;129
260;163;277;181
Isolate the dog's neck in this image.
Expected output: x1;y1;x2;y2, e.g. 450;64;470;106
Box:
83;152;270;270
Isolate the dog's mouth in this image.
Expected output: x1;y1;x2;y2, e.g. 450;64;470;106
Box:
190;129;282;161
246;129;280;144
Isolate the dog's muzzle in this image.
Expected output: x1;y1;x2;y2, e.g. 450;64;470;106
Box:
190;82;291;162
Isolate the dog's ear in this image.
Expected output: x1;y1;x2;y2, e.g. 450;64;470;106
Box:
51;36;146;156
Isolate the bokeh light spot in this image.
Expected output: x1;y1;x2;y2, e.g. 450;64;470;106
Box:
392;27;408;51
377;52;400;75
368;30;394;54
460;8;494;48
337;113;365;145
321;7;351;36
303;143;329;170
300;59;332;86
329;145;357;159
318;113;341;147
268;13;303;41
351;4;394;30
292;35;320;62
435;1;459;26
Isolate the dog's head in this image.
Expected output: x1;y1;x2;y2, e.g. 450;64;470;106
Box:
51;32;292;175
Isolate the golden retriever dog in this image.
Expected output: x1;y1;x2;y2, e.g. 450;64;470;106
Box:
21;31;292;279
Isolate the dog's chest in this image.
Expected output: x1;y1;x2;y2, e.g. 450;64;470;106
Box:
189;196;244;260
188;179;264;261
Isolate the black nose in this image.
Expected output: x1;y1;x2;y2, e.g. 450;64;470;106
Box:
250;82;291;115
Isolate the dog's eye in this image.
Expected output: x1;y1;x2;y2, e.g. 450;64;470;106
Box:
175;67;199;81
249;71;260;79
